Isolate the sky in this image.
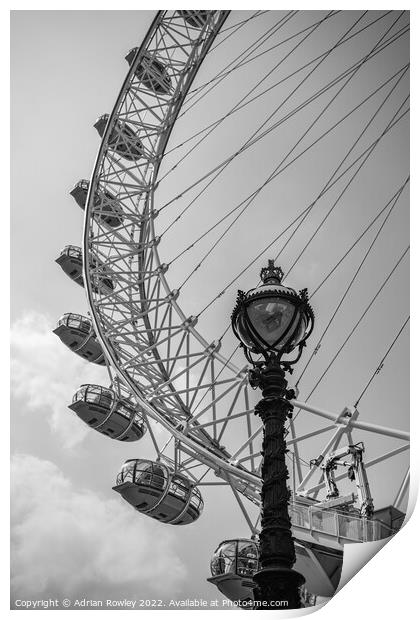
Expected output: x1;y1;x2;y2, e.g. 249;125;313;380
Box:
10;9;409;612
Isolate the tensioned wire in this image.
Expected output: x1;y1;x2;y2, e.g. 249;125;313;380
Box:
188;12;339;96
183;237;408;492
97;13;406;232
219;178;408;345
156;19;408;231
160;61;407;276
172;103;408;321
354;316;409;407
164;12;371;286
160;12;298;169
157;11;338;194
290;246;409;424
170;17;407;292
186;179;408;426
309;178;409;299
158;59;408;268
280;91;409;279
185;111;408;416
182;164;408;378
160;12;393;210
178;10;299;115
198;10;290;60
157;12;405;204
89;14;410;480
156;12;377;231
177;96;408;303
161;11;392;167
121;13;404;440
183;196;407;474
188;106;407;372
210;10;268;41
293;177;409;389
271;69;408;270
96;96;407;341
194;240;409;445
189;11;390;97
168;73;409;295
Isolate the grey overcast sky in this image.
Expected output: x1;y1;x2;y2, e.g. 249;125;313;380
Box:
10;8;409;611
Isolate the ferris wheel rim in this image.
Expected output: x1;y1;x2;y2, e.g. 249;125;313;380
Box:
81;9;265;491
81;10;409;514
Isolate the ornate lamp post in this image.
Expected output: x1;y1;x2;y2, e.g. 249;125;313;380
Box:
231;260;314;609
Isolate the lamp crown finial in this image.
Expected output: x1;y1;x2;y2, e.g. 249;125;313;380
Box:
260;259;284;284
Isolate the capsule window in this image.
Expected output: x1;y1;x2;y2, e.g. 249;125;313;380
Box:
190;489;203;511
169;475;191;500
237;541;258;576
117;461;136;484
135;462;167;490
73;387;86;403
169;482;187;500
117;403;133;419
219;542;237;574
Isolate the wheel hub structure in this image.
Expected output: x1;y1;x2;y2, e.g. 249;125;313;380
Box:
77;8;409;555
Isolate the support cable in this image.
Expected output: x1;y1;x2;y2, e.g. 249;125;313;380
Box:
175;11;374;290
199;11;389;92
158;10;337;207
273;66;408;266
295;177;409;387
211;10;268;42
161;17;349;190
309;178;410;299
164;11;390;164
157;22;408;226
292;246;409;422
354;317;409;407
184;104;409;312
167;66;407;273
190;176;409;416
180;11;299;115
284;93;409;281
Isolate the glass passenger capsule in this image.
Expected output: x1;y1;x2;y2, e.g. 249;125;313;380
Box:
113;459;204;525
53;313;105;365
55;245;114;294
70;179;124;228
208;538;259;604
94;114;143;161
179;10;215;28
69;384;146;442
125;49;171;95
209;536;340;601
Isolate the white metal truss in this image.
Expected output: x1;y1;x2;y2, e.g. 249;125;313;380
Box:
81;10;409;533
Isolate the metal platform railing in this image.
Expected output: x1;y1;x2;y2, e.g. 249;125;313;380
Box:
290;502;394;544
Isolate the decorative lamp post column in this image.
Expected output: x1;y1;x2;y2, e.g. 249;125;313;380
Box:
231;260;314;610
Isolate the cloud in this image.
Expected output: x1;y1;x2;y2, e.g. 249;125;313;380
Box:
11;312;107;448
11;454;187;604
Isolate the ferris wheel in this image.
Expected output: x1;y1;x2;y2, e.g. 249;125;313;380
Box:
54;10;409;605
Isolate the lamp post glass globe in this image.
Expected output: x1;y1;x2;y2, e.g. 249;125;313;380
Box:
232;260;314;365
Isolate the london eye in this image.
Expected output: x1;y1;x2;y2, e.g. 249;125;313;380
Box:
54;9;409;608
